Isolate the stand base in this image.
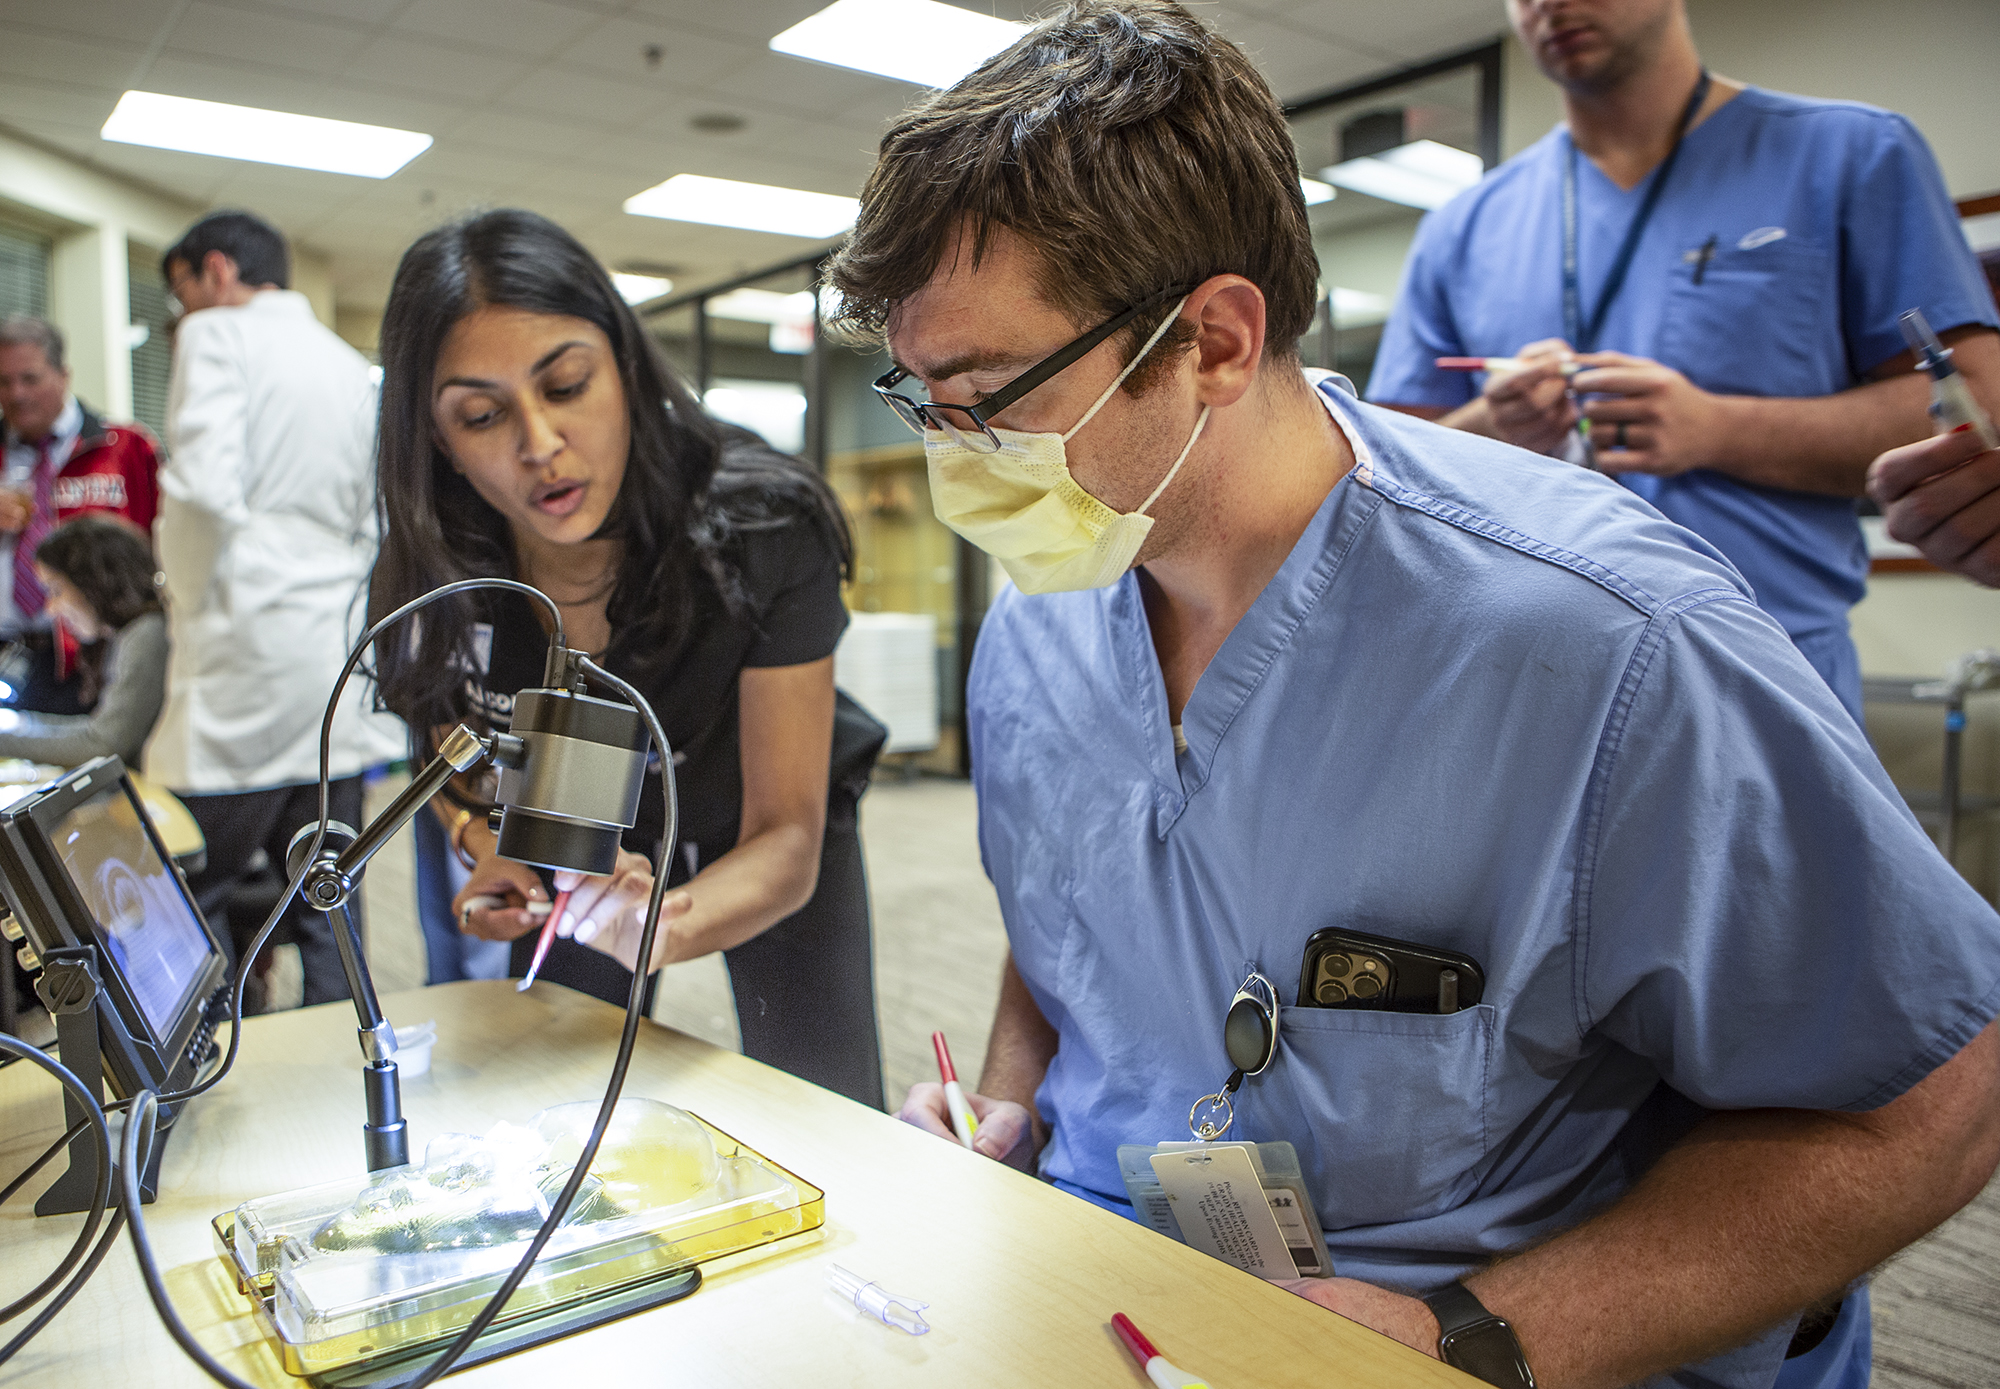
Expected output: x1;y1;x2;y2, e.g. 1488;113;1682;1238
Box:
311;1267;702;1387
34;991;167;1216
34;1113;166;1214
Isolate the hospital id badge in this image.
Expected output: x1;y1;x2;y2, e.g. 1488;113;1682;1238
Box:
1117;1139;1332;1279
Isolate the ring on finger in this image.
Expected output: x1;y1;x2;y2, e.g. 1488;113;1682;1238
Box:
1614;421;1629;449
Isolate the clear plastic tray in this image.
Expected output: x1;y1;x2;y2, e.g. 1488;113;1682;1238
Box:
216;1101;823;1376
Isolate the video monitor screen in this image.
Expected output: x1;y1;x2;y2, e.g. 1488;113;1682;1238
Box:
50;782;214;1041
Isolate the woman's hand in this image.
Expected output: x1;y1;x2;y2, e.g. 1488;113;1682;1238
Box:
452;854;548;941
555;850;694;973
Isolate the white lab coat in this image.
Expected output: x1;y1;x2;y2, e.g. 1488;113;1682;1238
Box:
149;290;405;792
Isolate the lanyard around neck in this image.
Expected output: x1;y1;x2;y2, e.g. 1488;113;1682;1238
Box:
1561;69;1712;354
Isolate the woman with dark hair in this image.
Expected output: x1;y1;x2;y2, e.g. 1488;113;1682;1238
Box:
371;209;887;1107
0;515;167;768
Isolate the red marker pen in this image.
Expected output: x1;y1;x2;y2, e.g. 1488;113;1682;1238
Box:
932;1030;978;1150
1112;1313;1212;1389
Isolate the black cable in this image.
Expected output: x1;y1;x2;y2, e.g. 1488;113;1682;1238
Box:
0;1117;90;1208
0;582;564;1370
118;591;679;1389
122;577;566;1117
0;1035;112;1330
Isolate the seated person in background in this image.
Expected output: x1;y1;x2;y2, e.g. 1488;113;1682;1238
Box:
0;516;166;768
369;209;888;1107
828;5;2000;1388
1868;426;2000;585
0;315;161;715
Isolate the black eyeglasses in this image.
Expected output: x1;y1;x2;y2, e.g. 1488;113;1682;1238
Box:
873;289;1187;454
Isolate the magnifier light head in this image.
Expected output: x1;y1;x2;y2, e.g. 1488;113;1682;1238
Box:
494;689;648;875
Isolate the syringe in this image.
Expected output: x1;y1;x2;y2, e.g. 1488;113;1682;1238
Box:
1900;308;1999;448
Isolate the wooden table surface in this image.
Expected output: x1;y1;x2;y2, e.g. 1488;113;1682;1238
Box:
0;980;1472;1388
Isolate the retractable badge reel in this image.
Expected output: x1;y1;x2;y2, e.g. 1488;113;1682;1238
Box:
1188;972;1279;1141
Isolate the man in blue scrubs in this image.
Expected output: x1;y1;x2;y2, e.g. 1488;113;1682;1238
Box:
1370;0;2000;723
827;4;2000;1387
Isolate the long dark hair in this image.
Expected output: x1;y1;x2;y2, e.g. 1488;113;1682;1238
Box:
369;209;850;740
34;516;164;706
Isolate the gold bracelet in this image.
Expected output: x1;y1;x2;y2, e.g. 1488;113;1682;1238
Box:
448;808;479;871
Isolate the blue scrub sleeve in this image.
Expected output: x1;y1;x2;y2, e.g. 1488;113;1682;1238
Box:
1838;112;2000;375
1368;209;1477;410
1577;592;2000;1112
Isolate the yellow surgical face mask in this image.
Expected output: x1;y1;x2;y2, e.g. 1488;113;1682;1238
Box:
924;299;1209;595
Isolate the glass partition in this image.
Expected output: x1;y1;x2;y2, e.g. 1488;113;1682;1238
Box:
1286;43;1500;394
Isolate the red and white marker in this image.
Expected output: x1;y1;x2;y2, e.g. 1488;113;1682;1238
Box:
931;1030;979;1150
1112;1313;1212;1389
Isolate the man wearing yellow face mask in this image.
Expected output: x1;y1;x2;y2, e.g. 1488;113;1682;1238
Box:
825;5;2000;1389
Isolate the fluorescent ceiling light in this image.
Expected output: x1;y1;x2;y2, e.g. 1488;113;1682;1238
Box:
624;174;858;238
612;272;674;304
1330;287;1389;325
706;288;816;325
705;380;807;453
101;90;430;178
771;0;1027;88
707;288;818;354
1321;139;1484;211
1299;176;1337;206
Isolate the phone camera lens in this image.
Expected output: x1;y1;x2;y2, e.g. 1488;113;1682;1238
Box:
1316;978;1349;1005
1350;974;1383;999
1324;954;1352;976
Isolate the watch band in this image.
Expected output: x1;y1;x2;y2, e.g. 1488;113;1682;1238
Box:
1424;1281;1536;1389
1425;1280;1494;1335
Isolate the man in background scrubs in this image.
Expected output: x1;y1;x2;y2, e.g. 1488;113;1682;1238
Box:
1369;0;2000;722
830;6;2000;1388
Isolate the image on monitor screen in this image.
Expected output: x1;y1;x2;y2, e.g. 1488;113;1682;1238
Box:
51;785;213;1041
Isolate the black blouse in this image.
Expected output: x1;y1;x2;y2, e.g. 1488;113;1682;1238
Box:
462;470;884;879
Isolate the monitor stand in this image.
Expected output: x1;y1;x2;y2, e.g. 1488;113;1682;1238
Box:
34;946;168;1217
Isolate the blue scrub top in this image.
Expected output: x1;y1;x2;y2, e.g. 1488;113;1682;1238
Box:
1369;88;1998;647
967;375;2000;1389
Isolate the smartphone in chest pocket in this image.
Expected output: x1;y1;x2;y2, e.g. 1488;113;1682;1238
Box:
1299;926;1485;1014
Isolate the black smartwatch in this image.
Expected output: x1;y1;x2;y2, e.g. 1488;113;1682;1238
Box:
1423;1281;1536;1389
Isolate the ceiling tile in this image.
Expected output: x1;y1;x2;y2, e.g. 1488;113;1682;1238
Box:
491;65;676;132
1209;15;1388;104
446;108;633;161
393;0;601;60
627;0;828;47
1244;0;1501;65
141;53;336;113
291;84;463;136
0;78;123;133
341;34;532;102
162;2;371;80
0;28;144;89
3;0;179;47
692;50;910;122
252;0;409;25
400;140;540;190
553;15;757;88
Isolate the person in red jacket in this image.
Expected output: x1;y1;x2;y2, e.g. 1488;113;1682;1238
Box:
0;315;161;714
